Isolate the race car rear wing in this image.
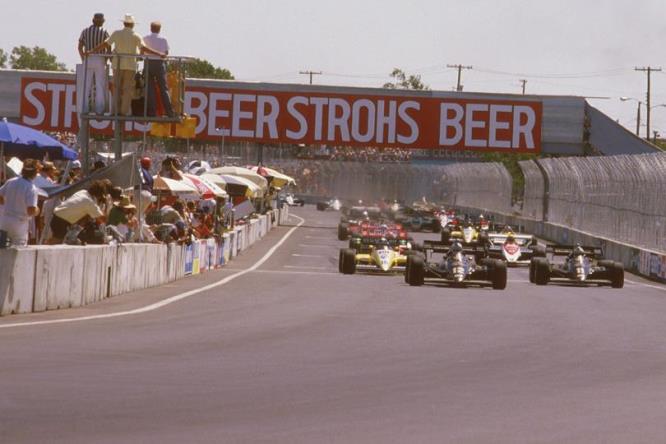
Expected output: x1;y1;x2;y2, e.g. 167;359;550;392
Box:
423;240;486;255
547;245;604;258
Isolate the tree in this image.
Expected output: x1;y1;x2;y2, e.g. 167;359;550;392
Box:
10;46;66;71
383;68;429;90
0;49;7;68
185;58;234;80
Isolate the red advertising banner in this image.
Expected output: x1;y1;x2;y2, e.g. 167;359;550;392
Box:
20;77;542;153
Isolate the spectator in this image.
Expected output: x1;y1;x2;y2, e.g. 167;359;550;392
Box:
88;14;165;116
108;196;138;241
33;161;57;189
0;159;41;246
92;160;106;172
78;12;110;114
140;156;154;191
50;180;107;244
68;160;83;184
143;21;174;117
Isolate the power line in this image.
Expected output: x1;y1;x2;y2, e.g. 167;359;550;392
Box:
299;70;322;85
635;66;662;140
446;64;473;91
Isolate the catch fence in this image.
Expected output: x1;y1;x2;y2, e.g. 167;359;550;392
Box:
518;153;666;252
437;162;514;214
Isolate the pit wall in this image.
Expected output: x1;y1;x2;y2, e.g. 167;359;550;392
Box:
454;205;666;284
0;208;286;316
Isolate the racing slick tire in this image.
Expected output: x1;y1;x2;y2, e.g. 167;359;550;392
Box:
529;259;537;283
338;249;346;273
610;262;625;288
316;202;327;211
597;260;614;268
440;228;451;244
405;255;412;283
341;248;356;275
338;223;349;241
532;245;547;258
432;222;441;233
491;260;507;290
407;255;425;286
534;258;550;285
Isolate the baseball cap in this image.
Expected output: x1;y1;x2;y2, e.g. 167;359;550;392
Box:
71;160;82;169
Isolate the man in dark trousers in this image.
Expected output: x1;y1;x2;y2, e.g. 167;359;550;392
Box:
143;21;175;117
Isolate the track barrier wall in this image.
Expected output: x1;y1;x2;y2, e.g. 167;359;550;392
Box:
0;209;285;316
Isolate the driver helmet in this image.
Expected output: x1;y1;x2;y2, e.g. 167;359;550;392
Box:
503;225;515;234
506;232;516;243
450;241;463;253
573;244;585;256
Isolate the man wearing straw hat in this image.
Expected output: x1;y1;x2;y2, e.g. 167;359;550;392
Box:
88;14;166;116
0;159;41;246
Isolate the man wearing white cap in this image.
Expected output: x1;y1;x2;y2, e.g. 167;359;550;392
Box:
88;14;165;116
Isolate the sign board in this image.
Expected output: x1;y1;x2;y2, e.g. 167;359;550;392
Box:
20;77;542;153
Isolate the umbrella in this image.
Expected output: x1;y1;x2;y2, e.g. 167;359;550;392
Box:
208;166;268;190
184;173;228;199
152;176;199;195
0;119;78;160
250;165;296;187
201;173;261;198
186;160;211;174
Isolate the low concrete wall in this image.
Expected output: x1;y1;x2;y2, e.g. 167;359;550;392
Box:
0;210;282;316
454;205;666;283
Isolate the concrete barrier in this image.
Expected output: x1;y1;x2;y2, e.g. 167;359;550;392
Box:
0;209;282;317
0;248;36;315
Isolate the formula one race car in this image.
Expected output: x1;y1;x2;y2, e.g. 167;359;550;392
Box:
280;193;305;207
316;197;342;211
440;217;488;245
529;244;624;288
486;226;545;266
390;205;441;232
337;206;382;240
339;236;410;274
404;240;507;289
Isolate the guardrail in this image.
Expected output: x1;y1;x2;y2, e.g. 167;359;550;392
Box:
0;207;286;316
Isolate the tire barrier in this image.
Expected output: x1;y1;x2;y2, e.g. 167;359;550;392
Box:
0;209;285;316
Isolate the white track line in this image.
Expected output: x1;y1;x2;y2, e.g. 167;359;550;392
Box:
625;279;666;292
0;215;306;329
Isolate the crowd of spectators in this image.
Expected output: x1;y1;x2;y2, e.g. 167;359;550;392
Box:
294;145;412;162
0;154;245;248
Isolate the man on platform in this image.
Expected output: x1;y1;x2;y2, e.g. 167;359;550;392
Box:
143;21;175;117
0;159;41;246
78;13;109;114
88;14;165;116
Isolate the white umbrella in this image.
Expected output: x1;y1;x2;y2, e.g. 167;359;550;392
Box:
250;165;296;187
208;166;268;190
202;173;262;198
152;175;199;195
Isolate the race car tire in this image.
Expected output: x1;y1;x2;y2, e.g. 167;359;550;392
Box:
299;201;305;207
610;262;624;288
491;260;507;290
338;223;349;241
338;249;345;273
528;260;536;283
480;257;494;267
478;231;489;245
407;255;425;286
441;228;451;244
316;202;327;211
597;260;614;268
412;242;424;252
534;258;550;285
404;255;412;283
432;223;441;233
532;245;547;258
341;248;356;275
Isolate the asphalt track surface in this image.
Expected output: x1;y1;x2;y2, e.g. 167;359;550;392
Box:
2;206;666;443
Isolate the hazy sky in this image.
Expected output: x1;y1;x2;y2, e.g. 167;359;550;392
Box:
2;0;666;134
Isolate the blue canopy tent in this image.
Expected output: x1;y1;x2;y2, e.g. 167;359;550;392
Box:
0;119;78;161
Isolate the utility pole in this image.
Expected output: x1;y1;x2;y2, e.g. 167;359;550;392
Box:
520;79;527;95
635;66;662;140
299;70;322;85
447;64;472;92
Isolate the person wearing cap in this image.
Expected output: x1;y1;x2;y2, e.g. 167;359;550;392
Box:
79;13;110;114
87;14;166;116
143;21;174;117
67;160;82;184
0;159;41;246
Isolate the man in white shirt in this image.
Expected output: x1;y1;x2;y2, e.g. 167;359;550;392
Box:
143;21;174;117
0;159;41;246
50;181;107;243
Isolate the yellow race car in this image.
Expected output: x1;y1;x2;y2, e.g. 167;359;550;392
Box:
339;237;409;274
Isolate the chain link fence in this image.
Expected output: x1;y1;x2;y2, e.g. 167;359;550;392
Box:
438;162;514;214
518;153;666;252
